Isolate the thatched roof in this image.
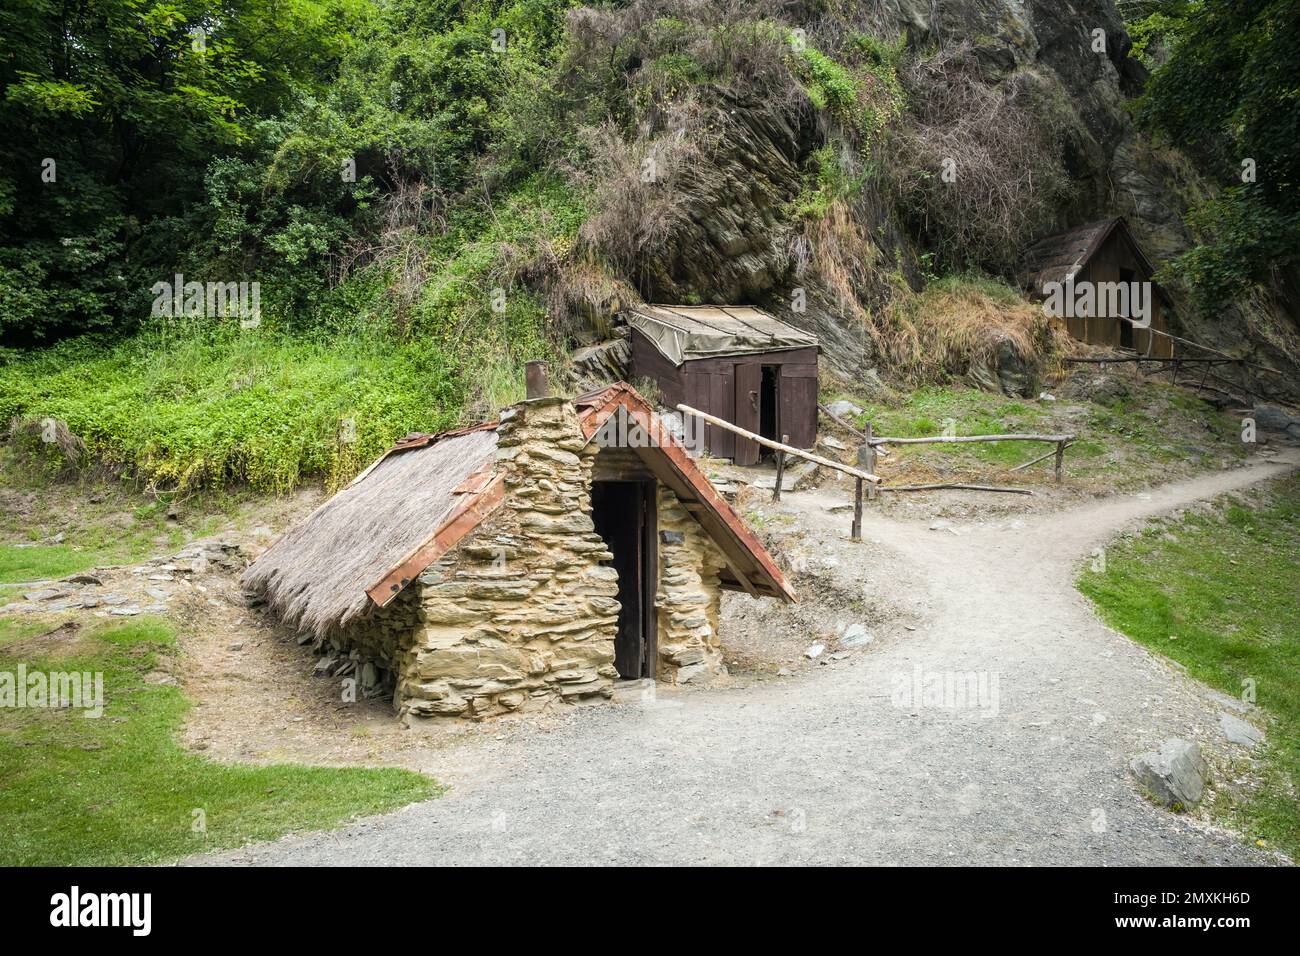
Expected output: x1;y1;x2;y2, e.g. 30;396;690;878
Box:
243;427;498;640
1019;218;1170;304
364;384;796;605
246;384;796;642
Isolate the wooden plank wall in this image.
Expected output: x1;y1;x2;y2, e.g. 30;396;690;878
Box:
633;333;820;461
1068;234;1174;358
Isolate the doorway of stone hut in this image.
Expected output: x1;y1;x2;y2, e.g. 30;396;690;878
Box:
590;479;658;679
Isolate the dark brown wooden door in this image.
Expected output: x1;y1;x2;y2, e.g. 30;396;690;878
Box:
590;480;657;680
733;362;761;465
779;363;818;449
707;370;735;459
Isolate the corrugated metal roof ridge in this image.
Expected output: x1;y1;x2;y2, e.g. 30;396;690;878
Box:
638;303;815;342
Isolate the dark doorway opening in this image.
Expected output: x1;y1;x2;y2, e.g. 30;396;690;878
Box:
590;480;657;680
1118;267;1136;349
759;365;780;458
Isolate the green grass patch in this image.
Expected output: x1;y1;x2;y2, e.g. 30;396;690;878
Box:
0;325;465;495
822;381;1248;485
0;447;308;586
0;175;582;496
0;616;436;865
829;384;1056;468
1079;475;1300;856
0;544;102;585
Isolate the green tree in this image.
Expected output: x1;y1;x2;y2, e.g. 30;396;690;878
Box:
1135;0;1300;308
0;0;368;341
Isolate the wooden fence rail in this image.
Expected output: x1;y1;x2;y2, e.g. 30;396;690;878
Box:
678;404;1078;542
677;403;881;541
867;431;1077;483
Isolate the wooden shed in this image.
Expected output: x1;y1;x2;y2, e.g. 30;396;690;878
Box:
627;305;820;465
1020;218;1175;358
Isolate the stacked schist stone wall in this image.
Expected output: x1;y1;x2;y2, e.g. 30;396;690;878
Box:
396;398;622;723
328;584;422;699
654;484;728;684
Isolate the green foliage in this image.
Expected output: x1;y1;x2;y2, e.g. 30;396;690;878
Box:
0;616;435;864
794;145;865;220
1157;187;1300;309
0;172;582;494
0;0;372;341
1079;476;1300;857
788;32;905;148
1122;0;1197;62
1136;0;1300;310
791;46;859;117
0;0;578;342
0;325;463;494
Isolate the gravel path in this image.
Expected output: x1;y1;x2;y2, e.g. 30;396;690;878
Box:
192;456;1297;866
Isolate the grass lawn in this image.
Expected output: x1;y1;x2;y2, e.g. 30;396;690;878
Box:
823;381;1247;488
0;446;327;589
1078;475;1300;857
0;615;436;865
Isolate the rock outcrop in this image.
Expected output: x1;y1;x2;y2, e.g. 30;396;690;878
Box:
576;0;1298;400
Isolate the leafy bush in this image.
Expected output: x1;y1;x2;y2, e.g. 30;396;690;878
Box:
1158;188;1300;310
0;326;459;493
1134;0;1300;312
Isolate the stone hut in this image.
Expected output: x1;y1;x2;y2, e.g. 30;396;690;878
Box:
243;383;795;724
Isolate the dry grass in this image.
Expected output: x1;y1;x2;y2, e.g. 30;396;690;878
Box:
886;46;1067;274
573;101;724;287
7;415;87;470
879;277;1069;385
242;429;498;641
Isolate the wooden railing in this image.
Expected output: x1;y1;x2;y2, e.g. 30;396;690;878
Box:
677;403;880;540
680;403;1077;542
864;431;1077;483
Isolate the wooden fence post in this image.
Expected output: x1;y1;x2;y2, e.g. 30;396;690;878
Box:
852;477;864;541
1054;440;1065;483
773;434;788;502
863;422;877;501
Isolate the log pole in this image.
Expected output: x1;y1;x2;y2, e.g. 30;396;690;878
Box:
675;404;882;483
773;434;788;502
861;422;877;502
868;432;1074;446
852;477;864;542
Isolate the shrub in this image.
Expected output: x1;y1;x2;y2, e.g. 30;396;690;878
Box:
885;45;1067;275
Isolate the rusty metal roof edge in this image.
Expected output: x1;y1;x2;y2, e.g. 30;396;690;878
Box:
349;420;498;488
576;384;797;603
361;381;796;607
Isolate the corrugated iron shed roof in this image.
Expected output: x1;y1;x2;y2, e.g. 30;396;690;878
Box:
627;304;818;365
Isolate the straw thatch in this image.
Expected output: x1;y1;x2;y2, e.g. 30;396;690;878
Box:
243;428;499;640
1019;219;1118;292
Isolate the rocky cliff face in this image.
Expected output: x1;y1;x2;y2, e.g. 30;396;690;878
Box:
580;0;1298;401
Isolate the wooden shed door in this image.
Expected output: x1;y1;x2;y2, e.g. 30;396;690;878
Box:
779;363;818;449
590;480;657;680
683;369;735;459
733;362;761;466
